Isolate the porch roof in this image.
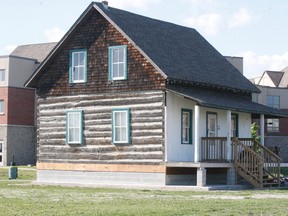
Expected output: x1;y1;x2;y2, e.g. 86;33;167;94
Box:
167;85;288;118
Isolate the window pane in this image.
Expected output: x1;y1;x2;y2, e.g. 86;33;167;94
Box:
113;64;118;78
115;112;121;126
73;68;79;81
113;49;118;62
79;52;85;65
120;112;127;126
118;63;124;77
118;49;124;62
73;53;79;66
78;67;84;80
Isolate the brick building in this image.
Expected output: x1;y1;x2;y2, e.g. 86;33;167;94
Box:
0;43;55;165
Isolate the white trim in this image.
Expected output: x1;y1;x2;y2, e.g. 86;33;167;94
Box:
226;110;232;161
194;105;200;162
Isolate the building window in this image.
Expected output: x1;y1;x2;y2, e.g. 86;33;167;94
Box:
108;45;127;80
0;100;4;113
267;119;279;132
231;114;239;137
112;108;130;144
66;110;83;144
267;95;280;109
181;109;192;144
0;69;5;81
69;49;87;83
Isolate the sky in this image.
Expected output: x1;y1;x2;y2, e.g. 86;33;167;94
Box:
1;0;288;78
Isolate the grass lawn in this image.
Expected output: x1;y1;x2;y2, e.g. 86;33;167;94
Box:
0;167;288;215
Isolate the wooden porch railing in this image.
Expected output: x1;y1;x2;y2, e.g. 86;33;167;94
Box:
201;137;282;188
201;137;227;162
233;138;282;188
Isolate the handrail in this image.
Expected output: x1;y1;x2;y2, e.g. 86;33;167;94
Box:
233;139;264;187
233;138;282;188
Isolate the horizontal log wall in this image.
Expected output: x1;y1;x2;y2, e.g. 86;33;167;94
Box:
37;91;165;165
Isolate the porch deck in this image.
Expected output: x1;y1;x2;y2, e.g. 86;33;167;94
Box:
166;137;282;188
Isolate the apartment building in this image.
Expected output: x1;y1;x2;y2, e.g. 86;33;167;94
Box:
0;43;55;165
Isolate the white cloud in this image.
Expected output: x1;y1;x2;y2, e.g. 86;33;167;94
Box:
184;13;222;36
229;8;252;28
110;0;162;10
240;51;288;78
44;27;65;42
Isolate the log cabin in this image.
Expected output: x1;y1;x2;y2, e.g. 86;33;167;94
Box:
26;1;288;188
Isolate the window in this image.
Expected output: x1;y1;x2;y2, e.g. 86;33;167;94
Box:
108;45;127;80
267;96;280;109
231;114;239;137
0;69;5;81
69;49;87;83
267;119;279;132
66;110;83;144
0;100;4;113
181;109;192;144
112;108;130;144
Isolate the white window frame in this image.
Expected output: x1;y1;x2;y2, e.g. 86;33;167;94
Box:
69;49;87;83
267;95;280;109
112;108;130;144
108;45;127;81
66;110;83;144
0;100;4;114
267;118;279;132
0;69;5;82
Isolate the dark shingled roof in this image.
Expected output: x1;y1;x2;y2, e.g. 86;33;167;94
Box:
167;84;288;117
26;2;260;93
11;42;57;63
93;2;260;93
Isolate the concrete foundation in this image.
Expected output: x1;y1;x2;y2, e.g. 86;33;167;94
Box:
37;170;166;186
197;168;206;187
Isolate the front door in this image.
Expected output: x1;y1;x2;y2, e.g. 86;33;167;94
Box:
206;113;218;159
207;113;217;137
0;141;3;166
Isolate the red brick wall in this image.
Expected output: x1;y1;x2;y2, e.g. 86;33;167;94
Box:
0;87;9;124
7;87;35;126
280;109;288;136
35;10;165;96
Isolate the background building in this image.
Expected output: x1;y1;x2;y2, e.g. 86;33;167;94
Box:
251;67;288;162
0;43;55;166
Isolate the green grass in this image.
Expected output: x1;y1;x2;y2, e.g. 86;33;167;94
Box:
0;179;288;215
0;167;288;215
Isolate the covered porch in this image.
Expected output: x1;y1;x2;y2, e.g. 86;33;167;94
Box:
165;85;287;187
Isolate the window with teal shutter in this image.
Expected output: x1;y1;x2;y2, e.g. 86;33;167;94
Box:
66;110;83;144
181;109;192;144
69;49;87;83
108;45;127;80
112;108;130;144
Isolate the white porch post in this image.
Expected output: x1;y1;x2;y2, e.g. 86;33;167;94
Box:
194;105;201;162
226;110;232;161
260;114;265;145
